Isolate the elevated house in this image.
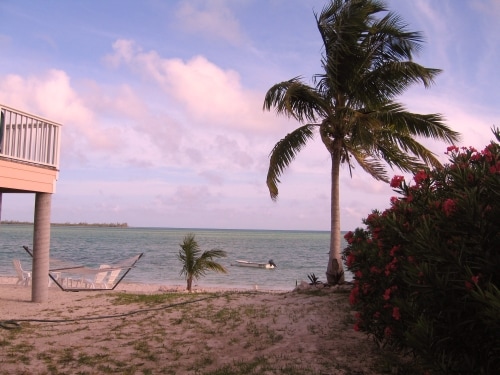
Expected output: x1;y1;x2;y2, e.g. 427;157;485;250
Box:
0;104;62;302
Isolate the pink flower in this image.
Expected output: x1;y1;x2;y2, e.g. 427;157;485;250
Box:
414;170;428;185
366;212;379;222
470;153;482;162
344;231;354;244
390;245;401;256
390;175;405;188
482;148;493;162
442;199;456;217
383;288;392;300
446;145;459;153
392;307;401;320
346;253;356;268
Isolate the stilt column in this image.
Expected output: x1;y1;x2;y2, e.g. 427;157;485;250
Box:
32;192;52;303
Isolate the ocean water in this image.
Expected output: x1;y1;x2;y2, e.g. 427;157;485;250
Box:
0;225;351;291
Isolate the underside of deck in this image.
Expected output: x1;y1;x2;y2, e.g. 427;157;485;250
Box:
0;158;58;194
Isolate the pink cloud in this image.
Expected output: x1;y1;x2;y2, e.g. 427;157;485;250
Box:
105;39;282;133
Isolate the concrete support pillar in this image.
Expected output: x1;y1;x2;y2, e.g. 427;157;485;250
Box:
32;192;52;303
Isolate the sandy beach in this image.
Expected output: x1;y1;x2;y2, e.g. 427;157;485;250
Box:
0;278;415;375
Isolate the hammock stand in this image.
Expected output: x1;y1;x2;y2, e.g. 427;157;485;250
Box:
23;246;143;292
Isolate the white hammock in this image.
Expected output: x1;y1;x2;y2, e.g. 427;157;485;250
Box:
23;246;143;291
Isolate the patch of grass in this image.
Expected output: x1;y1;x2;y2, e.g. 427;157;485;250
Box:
190;354;214;370
57;347;76;365
205;356;316;375
111;292;183;305
213;307;242;323
242;304;270;319
267;328;283;344
205;356;268;375
133;339;158;362
297;288;330;296
170;316;184;325
47;363;58;373
246;321;260;337
78;353;110;366
5;342;35;364
307;324;318;334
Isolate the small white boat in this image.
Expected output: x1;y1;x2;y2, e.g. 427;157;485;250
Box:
232;259;277;269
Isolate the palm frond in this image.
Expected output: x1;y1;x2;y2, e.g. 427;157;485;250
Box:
191;249;228;279
358;62;441;104
347;146;389;181
373;103;460;144
365;11;425;61
267;125;317;200
178;233;201;276
315;0;386;94
492;126;500;142
373;138;426;172
263;78;326;122
345;105;450;173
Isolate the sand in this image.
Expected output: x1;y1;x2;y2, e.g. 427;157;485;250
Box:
0;278;412;375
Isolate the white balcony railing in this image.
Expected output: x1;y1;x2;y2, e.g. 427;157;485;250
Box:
0;104;62;169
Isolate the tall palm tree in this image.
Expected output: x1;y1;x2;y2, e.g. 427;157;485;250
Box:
263;0;460;284
178;233;227;291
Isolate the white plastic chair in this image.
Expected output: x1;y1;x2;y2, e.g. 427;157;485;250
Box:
13;259;31;286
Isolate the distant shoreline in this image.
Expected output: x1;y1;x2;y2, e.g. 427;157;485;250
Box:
0;220;128;228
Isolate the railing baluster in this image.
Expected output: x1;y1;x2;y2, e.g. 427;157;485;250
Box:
0;104;61;169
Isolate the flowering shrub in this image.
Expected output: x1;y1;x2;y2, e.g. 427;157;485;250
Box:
343;129;500;374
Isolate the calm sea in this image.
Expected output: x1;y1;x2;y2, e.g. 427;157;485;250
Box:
0;225;351;291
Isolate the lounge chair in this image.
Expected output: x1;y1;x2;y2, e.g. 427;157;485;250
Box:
13;259;31;286
82;265;110;289
104;268;122;289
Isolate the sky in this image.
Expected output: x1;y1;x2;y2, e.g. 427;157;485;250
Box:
0;0;499;231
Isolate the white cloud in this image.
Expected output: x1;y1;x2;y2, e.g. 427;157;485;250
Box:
175;0;246;45
105;39;281;133
0;70;85;124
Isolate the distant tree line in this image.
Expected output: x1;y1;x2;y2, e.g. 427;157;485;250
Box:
0;220;128;228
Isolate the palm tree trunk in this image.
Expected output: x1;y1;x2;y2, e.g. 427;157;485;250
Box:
187;276;193;291
326;143;345;284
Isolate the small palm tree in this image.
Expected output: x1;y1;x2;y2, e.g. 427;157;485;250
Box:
178;233;227;291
